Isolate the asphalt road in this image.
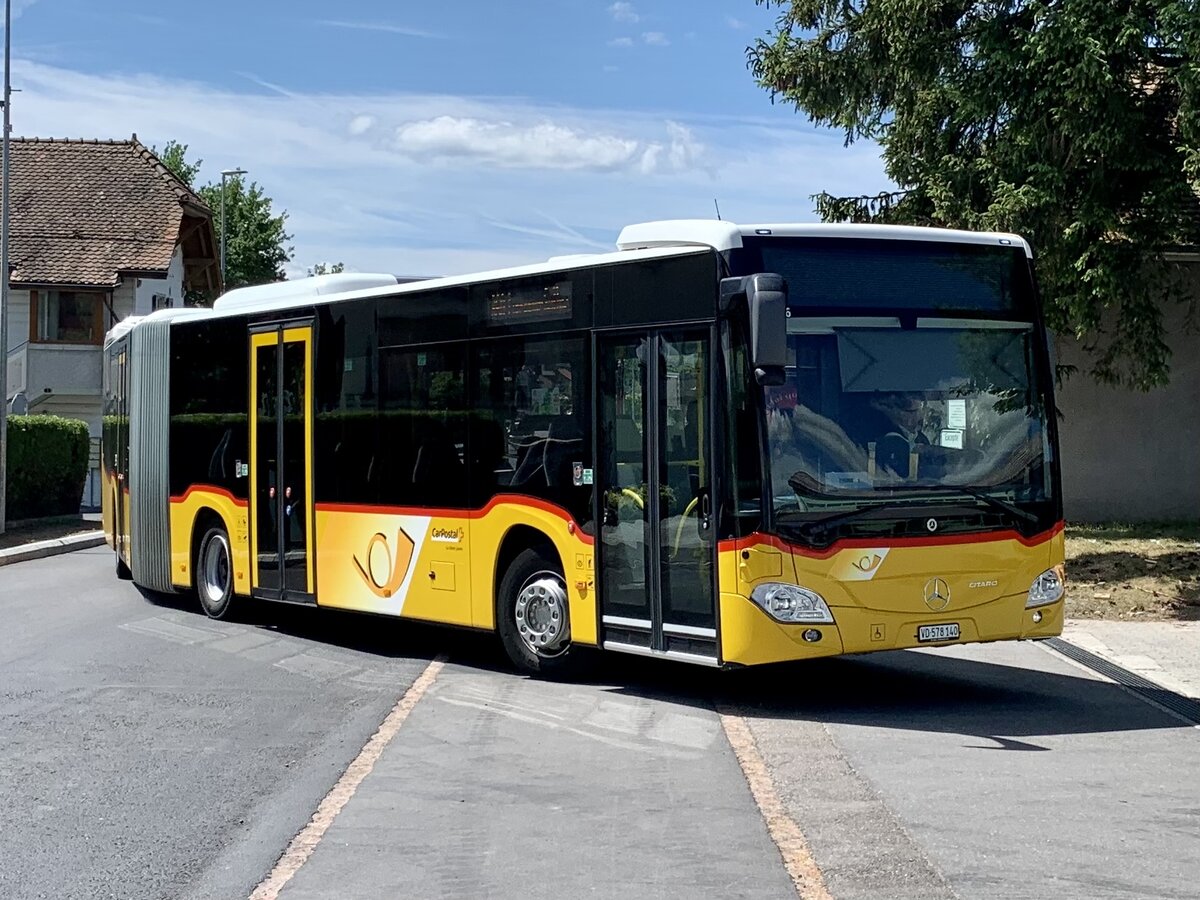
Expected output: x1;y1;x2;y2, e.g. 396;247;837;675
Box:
2;548;1198;899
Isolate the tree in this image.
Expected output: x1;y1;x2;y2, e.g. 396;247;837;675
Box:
308;262;346;276
747;1;1200;389
156;140;201;188
199;177;293;290
154;141;294;301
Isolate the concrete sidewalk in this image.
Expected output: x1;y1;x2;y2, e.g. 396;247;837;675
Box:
1062;619;1200;700
0;530;105;568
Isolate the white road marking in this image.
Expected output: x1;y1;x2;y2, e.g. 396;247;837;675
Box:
248;655;446;900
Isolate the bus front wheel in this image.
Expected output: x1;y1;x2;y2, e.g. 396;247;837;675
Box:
497;548;576;676
196;525;235;619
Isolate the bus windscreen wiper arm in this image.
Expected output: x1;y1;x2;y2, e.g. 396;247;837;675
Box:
787;502;931;539
905;485;1039;524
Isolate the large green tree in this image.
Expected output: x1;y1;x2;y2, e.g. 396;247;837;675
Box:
748;1;1200;388
155;140;294;301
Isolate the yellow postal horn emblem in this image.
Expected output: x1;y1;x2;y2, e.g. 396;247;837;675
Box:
353;528;416;598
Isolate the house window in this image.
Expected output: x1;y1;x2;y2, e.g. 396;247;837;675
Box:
152;293;172;311
31;290;106;344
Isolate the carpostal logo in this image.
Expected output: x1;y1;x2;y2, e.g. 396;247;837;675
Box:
430;526;465;544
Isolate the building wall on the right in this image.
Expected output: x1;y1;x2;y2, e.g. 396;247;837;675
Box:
1055;266;1200;522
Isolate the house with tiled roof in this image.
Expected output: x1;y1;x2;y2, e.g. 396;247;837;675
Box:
3;136;219;506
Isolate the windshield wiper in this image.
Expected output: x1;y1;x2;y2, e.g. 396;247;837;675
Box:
779;501;937;540
909;484;1039;524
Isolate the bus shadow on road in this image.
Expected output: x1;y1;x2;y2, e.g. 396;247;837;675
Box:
134;586;1191;738
133;585;509;669
586;644;1196;740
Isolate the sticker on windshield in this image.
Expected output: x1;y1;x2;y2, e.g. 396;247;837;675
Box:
824;471;873;490
833;548;891;582
947;398;967;429
940;429;964;450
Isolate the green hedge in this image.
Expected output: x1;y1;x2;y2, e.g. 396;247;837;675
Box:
6;415;90;519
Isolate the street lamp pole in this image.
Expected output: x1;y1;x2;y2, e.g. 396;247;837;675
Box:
219;167;247;288
0;0;13;535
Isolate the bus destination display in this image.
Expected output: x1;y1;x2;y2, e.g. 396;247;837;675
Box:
487;280;573;324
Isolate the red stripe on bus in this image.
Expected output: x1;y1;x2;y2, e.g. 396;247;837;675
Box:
717;521;1064;558
315;494;596;545
169;484;249;507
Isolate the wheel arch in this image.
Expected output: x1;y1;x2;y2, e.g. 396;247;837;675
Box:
493;524;562;617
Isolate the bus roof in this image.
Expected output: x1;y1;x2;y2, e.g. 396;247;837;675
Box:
191;244;708;321
138;219;1033;328
615;219;1034;259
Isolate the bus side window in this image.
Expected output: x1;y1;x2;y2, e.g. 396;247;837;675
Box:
470;335;590;526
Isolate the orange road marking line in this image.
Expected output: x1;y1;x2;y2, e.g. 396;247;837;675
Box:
249;655;447;900
719;710;833;900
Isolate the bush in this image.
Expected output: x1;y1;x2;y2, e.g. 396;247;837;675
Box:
6;414;90;519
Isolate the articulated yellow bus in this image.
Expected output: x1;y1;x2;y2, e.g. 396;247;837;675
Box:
102;220;1065;674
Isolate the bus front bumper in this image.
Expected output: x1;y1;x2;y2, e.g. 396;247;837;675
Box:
719;591;1064;667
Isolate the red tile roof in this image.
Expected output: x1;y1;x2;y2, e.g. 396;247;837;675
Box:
3;136;215;288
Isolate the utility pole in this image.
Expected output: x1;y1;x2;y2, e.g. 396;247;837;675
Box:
0;0;13;535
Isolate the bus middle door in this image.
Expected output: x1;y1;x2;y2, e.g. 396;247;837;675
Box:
249;323;316;604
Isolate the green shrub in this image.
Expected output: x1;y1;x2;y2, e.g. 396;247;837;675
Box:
6;414;90;519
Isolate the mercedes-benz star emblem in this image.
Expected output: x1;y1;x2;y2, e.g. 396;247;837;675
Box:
923;577;951;611
926;518;939;533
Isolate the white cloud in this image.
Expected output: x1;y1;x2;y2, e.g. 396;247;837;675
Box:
642;32;669;46
7;60;889;276
393;116;644;171
607;37;633;48
726;17;746;30
608;2;639;23
348;115;375;136
316;20;443;39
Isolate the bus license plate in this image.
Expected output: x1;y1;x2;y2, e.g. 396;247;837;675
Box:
917;623;960;643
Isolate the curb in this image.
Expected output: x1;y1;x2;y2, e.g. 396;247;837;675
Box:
0;531;107;568
1057;624;1199;700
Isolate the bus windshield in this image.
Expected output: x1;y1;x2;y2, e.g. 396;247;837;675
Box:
731;236;1054;535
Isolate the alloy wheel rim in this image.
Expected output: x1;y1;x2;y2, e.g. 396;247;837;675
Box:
514;571;570;658
201;535;230;607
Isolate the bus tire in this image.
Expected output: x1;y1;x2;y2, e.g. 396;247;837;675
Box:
196;524;235;619
497;547;577;677
115;555;132;580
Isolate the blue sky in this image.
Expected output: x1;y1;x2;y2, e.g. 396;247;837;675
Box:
8;0;889;276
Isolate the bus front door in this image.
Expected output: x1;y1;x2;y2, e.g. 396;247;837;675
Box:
249;323;315;603
596;328;718;663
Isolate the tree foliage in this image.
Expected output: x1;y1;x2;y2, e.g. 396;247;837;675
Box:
308;261;346;276
748;0;1200;388
155;141;294;301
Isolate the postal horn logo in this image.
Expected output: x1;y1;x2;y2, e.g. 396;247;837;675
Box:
852;553;884;575
353;528;416;598
923;577;951;612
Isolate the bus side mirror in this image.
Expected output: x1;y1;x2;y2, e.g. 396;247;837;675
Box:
746;273;786;386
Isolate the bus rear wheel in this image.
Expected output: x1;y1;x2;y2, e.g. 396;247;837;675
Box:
196;525;235;619
497;548;576;676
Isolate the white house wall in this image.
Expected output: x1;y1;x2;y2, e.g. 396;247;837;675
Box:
134;246;185;314
7;289;30;351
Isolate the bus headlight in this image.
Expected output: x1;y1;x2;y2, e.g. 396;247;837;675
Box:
750;583;835;624
1026;566;1065;608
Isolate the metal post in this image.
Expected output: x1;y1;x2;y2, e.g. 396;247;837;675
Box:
219;179;226;280
219;168;246;289
0;0;12;534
